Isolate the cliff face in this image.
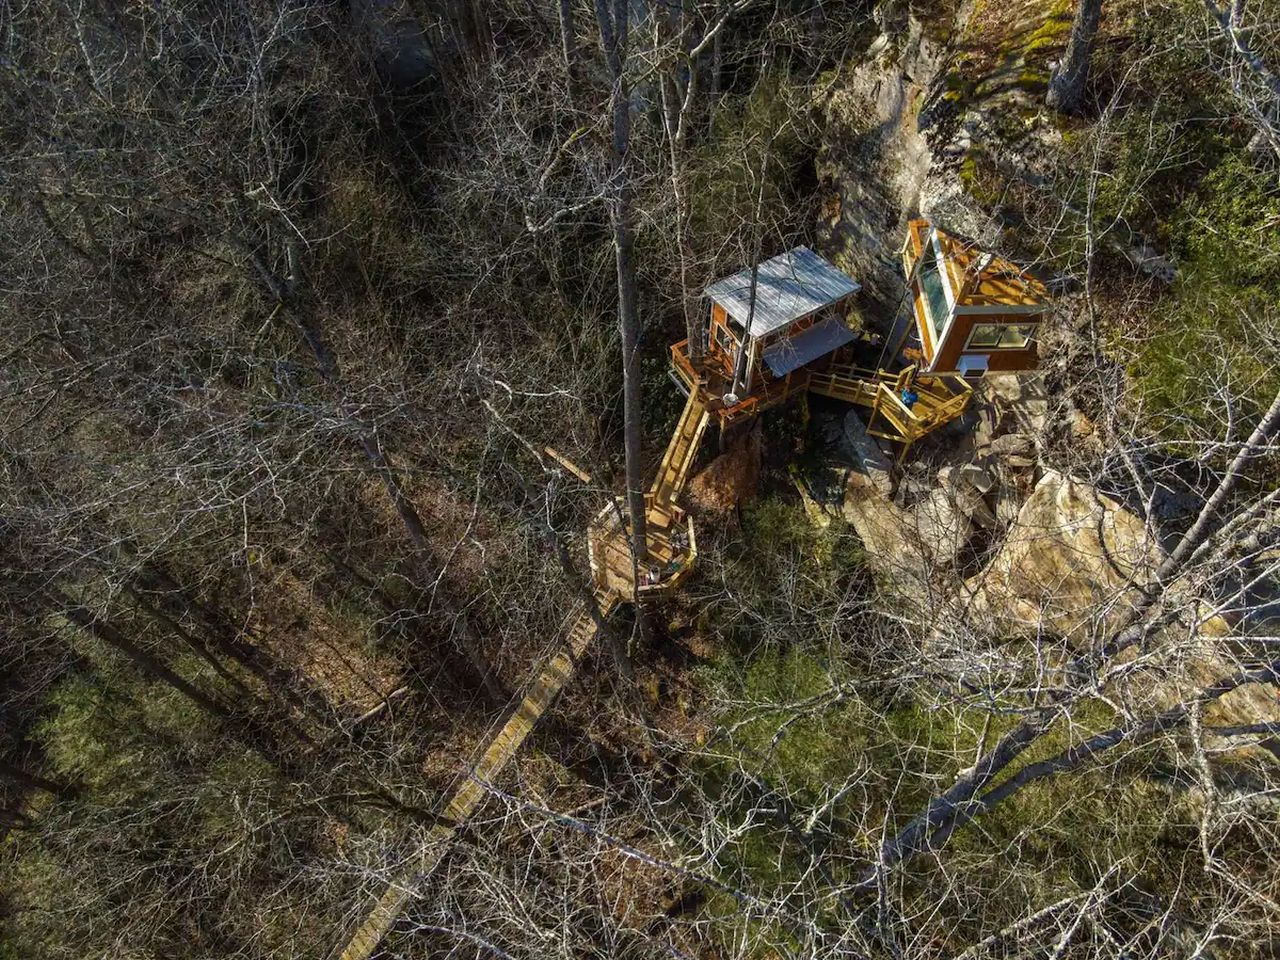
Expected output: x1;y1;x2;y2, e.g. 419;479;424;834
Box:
817;9;953;317
817;0;1175;320
818;0;1078;316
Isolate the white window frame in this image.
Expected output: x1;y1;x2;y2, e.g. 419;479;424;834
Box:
963;321;1037;351
918;229;958;372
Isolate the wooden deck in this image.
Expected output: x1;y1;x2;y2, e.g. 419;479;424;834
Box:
587;390;706;601
651;388;711;507
670;339;811;428
810;362;972;460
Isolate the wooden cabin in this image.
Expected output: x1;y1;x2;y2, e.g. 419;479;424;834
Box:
901;219;1049;378
696;247;861;402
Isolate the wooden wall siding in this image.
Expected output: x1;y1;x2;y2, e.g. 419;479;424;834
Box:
713;300;856;392
931;312;1040;373
708;303;738;376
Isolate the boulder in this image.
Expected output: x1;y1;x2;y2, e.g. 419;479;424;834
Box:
966;470;1161;640
843;410;894;495
937;465;998;530
842;476;930;589
994;485;1025;527
989;433;1035;457
1068;408;1095;439
910;486;974;565
959;462;996;494
983;373;1049;435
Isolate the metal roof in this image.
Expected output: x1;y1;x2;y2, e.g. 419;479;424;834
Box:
762;316;856;376
705;247;861;338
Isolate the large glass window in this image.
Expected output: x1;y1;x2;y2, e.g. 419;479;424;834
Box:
917;241;951;340
967;323;1036;349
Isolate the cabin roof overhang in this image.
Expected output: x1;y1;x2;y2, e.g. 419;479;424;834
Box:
706;247;861;339
762;316;857;376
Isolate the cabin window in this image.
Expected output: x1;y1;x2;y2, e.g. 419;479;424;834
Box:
917;240;951;340
714;322;737;356
966;323;1036;350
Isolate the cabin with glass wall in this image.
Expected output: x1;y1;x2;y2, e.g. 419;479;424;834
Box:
901;219;1050;378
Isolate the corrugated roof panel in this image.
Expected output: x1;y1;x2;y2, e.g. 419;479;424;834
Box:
705;247;861;337
761;316;857;376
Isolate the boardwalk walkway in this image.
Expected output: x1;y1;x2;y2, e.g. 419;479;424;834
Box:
335;590;618;960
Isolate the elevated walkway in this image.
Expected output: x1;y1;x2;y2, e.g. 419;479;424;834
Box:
650;389;711;510
332;343;971;960
668;340;972;459
335;591;617;960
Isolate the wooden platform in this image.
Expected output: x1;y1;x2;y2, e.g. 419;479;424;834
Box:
671;337;972;461
810;362;972;460
586;390;705;601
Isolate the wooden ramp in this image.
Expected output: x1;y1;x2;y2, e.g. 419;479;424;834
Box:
334;590;618;960
649;390;710;508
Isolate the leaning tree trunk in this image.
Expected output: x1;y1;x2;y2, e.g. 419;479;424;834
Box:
1046;0;1102;114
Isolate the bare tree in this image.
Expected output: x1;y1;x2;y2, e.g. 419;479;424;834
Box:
595;0;649;566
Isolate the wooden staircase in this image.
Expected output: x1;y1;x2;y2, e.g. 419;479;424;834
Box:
649;390;710;510
335;590;618;960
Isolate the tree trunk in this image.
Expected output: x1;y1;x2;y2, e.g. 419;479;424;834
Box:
558;0;579;93
1046;0;1102;114
596;0;649;567
730;262;758;398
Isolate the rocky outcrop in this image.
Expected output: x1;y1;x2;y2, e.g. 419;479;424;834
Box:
817;15;952;315
965;470;1160;639
686;421;762;522
819;0;1176;344
843;409;894;495
962;469;1280;741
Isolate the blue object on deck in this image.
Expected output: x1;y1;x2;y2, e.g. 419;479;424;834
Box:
901;389;919;409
